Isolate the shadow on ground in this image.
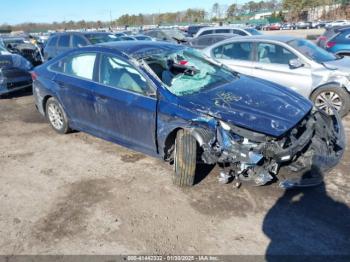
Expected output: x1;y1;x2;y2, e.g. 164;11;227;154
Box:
263;180;350;260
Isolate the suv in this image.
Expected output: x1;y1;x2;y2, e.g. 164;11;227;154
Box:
194;26;261;38
43;32;118;60
186;25;209;37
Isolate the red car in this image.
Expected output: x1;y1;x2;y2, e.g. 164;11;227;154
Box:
266;23;282;30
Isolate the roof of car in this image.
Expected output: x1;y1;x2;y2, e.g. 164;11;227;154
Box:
219;34;298;43
95;41;184;58
50;31;113;36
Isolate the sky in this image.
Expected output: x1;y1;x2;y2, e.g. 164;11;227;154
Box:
0;0;249;25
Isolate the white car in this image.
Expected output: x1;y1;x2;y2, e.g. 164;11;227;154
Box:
194;26;261;38
326;20;350;28
203;35;350;116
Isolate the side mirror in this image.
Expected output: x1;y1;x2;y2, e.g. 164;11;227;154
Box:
289;58;304;69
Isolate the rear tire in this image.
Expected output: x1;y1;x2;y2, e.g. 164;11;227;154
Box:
311;85;350;117
45;97;70;134
173;130;197;187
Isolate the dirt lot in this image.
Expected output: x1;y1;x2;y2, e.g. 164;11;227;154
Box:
0;89;349;256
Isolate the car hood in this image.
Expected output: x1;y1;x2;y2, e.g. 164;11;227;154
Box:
0;54;32;70
181;75;313;137
322;57;350;72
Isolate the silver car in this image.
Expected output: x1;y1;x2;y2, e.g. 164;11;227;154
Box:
203;35;350;116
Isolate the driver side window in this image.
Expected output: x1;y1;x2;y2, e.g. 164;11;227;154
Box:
98;54;150;95
257;43;298;65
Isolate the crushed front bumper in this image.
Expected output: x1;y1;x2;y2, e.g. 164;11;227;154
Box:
196;108;346;189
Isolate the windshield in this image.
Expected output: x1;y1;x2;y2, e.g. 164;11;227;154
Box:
3;38;26;45
144;48;237;96
245;28;262;35
163;30;186;40
288;38;338;63
84;33;118;44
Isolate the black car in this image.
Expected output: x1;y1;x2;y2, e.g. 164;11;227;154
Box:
186;33;237;49
1;37;43;66
0;45;32;96
43;32;118;60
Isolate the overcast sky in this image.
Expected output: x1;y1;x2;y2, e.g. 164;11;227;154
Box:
0;0;252;24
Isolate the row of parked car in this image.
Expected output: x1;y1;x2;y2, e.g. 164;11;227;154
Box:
0;24;347;188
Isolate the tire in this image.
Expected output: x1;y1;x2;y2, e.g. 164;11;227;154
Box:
310;85;350;117
45;97;70;134
173;129;197;187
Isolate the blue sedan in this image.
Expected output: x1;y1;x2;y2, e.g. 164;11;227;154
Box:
32;42;345;188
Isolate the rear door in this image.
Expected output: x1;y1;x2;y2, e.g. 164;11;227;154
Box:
50;52;100;131
211;41;254;75
251;42;312;95
93;52;158;154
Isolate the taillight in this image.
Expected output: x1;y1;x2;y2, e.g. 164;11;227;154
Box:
326;41;336;48
30;71;38;81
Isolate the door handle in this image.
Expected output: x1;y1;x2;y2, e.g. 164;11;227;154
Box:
254;66;263;70
55;80;67;89
95;95;108;103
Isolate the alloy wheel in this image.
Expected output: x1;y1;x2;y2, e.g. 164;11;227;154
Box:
47;103;64;130
315;91;342;115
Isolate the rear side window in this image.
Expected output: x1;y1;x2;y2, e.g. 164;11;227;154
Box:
50;53;97;80
72;35;87;48
46;36;58;47
215;29;230;34
58;35;70;47
213;42;253;61
232;29;247;36
200;30;214;36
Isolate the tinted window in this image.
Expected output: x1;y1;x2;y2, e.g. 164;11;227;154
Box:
51;53;97;80
200;30;214;36
72;35;87;48
98;54;149;94
215;29;230;34
257;43;297;64
58;35;70;47
197;37;212;46
213;42;253;61
232;29;247;36
84;33;117;44
47;36;58;47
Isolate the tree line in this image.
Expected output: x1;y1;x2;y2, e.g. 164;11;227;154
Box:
1;0;350;32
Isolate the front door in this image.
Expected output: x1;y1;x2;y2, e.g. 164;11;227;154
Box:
251;42;312;97
93;53;158;154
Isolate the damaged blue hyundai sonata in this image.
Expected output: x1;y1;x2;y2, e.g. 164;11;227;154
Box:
32;42;345;189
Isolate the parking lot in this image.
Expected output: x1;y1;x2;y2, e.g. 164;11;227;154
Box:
0;29;350;256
